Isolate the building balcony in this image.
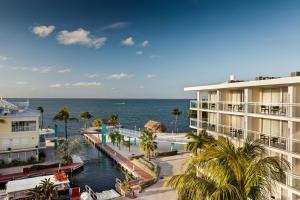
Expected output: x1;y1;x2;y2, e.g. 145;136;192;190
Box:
190;100;300;118
189;119;294;152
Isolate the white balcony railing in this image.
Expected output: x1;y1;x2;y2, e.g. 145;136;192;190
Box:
12;125;36;132
190;100;300;118
190;119;294;152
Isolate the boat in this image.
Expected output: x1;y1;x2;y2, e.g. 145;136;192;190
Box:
2;172;74;200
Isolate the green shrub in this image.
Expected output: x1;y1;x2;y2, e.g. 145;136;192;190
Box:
29;163;62;171
155;150;178;157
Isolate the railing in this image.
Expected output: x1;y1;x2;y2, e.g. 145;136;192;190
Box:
218;124;244;139
190;100;300;118
12;125;36;132
247;130;288;151
190;118;197;128
292;139;300;155
248;102;290;117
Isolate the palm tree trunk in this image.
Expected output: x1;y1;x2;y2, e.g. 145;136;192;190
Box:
65;122;68;140
41;113;44;129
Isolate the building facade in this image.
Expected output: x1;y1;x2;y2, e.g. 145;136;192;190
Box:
0;99;46;163
185;74;300;200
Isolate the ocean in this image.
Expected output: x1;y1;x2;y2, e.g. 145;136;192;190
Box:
7;98;190;192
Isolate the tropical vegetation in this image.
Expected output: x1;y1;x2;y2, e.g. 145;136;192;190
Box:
115;131;123;150
37;106;44;129
110;114;119;126
164;136;289;200
185;129;215;155
139;129;157;160
171;108;182;133
79;111;93;129
109;132;117;146
55;138;82;165
28;178;59;200
53;107;78;140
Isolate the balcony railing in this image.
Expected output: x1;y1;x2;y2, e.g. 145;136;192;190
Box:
247;130;288;151
190;100;300;118
12;125;36;132
190;119;291;151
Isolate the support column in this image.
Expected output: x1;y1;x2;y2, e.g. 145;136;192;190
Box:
244;88;250;140
216;90;221;133
287;85;296;200
197;91;201;134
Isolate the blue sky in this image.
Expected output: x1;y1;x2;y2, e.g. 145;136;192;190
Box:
1;0;300;98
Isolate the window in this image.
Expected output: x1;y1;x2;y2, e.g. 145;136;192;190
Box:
12;121;36;132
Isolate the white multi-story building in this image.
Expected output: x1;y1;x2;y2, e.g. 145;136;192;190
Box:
185;73;300;200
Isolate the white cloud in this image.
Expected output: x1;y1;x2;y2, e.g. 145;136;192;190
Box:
108;73;133;79
85;74;97;78
101;22;129;30
0;55;9;61
141;40;150;47
65;83;71;87
58;68;72;74
57;28;107;49
146;74;156;78
12;66;29;71
139;85;144;89
32;25;55;38
136;51;143;55
121;37;134;46
32;66;52;73
50;83;61;88
16;81;28;85
149;55;160;59
73;82;101;87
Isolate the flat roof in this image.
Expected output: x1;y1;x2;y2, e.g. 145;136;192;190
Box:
6;175;69;193
184;76;300;91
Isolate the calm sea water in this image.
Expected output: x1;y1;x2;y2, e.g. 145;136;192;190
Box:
8;98;190;191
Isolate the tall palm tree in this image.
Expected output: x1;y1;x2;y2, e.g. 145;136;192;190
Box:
164;137;289;200
110;114;119;126
115;132;123;150
109;132;117;146
185;129;215;155
37;106;44;129
79;111;93;129
29;178;59;200
53;107;78;140
171;108;182;133
139;129;157;160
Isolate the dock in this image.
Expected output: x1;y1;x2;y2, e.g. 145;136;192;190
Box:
0;162;83;182
83;133;154;182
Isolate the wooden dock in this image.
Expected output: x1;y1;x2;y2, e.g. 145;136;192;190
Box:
0;162;83;182
83;134;154;182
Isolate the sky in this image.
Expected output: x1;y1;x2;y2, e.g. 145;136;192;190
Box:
1;0;300;98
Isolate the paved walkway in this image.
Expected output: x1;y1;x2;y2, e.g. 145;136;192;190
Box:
84;134;154;181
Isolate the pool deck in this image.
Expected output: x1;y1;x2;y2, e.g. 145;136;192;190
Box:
83;133;154;182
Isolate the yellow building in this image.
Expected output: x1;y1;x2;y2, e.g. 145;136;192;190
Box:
185;73;300;200
0;99;45;163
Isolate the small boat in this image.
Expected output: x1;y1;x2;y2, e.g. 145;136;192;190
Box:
114;102;125;105
3;172;77;200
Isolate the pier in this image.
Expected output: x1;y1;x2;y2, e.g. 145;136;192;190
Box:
83;133;154;183
0;162;83;182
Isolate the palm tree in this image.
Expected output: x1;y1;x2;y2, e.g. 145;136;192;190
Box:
53;107;78;140
171;108;182;133
110;114;119;126
185;129;215;155
29;178;59;200
109;133;117;146
55;138;82;164
37;106;44;129
164;137;289;200
79;111;93;129
115;132;123;150
139;129;157;160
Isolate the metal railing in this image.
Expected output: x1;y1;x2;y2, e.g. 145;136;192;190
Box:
190;100;300;118
12;125;36;132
